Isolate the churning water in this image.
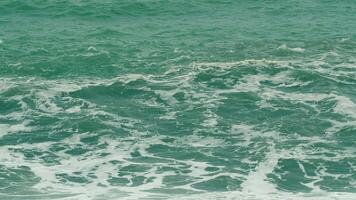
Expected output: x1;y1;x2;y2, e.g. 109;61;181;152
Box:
0;1;356;199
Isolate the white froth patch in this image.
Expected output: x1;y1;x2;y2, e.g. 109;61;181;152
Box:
192;59;294;70
216;70;308;96
0;78;15;93
116;73;148;84
340;37;350;42
154;90;178;105
241;147;279;194
214;74;266;95
87;46;97;51
230;124;257;147
35;91;62;113
325;120;356;135
278;44;305;53
234;74;265;92
0;122;31;137
176;135;224;148
159;111;177;120
202;110;219;128
0;39;3;44
262;89;330;102
51;82;83;93
333;95;356;119
202;117;218;128
169;191;356;200
65;106;81;113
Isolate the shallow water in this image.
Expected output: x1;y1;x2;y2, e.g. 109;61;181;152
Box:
0;1;356;199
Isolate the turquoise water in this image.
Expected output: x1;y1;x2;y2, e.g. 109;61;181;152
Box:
1;1;356;199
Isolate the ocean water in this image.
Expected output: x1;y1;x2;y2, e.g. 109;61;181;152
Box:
0;0;356;199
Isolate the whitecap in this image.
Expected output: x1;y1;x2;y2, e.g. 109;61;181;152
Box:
278;44;305;53
192;59;294;70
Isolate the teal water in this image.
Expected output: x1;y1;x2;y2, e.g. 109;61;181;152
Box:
1;1;356;199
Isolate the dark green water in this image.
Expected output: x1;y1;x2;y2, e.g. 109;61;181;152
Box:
0;1;356;199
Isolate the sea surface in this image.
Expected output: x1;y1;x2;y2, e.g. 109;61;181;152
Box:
0;1;356;199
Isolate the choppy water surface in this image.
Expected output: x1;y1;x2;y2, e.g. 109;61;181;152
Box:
1;1;356;199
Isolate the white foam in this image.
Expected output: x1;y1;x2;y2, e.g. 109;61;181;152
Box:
0;78;14;93
87;46;97;51
278;44;305;53
159;110;177;120
168;191;356;200
0;122;31;138
192;59;294;70
176;134;224;148
1;59;355;200
333;95;356;119
340;37;350;42
325;120;356;135
241;147;279;194
65;106;82;113
202;110;219;128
